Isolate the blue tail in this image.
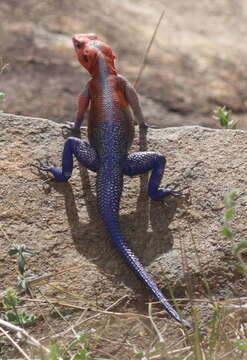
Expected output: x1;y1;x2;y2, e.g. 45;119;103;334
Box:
96;166;191;329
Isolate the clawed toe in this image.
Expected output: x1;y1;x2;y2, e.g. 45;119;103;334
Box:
61;123;80;137
169;189;182;197
61;122;74;130
163;184;183;197
30;159;53;174
149;187;183;200
61;124;73;137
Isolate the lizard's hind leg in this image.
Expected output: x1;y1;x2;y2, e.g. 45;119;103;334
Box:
35;137;99;182
123;151;180;200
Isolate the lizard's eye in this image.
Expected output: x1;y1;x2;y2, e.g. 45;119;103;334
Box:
75;42;81;49
84;55;89;62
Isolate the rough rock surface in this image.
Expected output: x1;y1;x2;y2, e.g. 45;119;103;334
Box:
1;113;246;355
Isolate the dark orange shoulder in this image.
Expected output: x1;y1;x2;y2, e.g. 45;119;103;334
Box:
116;75;129;108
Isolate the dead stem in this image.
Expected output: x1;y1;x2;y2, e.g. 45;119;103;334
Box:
134;10;165;89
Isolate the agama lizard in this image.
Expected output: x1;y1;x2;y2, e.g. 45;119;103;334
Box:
35;33;191;329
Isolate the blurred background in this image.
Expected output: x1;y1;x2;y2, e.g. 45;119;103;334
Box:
1;0;247;129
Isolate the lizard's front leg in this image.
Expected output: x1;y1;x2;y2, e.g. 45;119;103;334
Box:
34;137;99;181
123;151;180;200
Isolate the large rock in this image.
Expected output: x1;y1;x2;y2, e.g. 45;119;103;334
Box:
1;112;246;317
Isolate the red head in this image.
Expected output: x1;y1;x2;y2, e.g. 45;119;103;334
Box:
72;33;116;76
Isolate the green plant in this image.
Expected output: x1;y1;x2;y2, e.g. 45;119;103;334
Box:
0;92;5;103
41;330;110;360
0;91;5;112
2;288;36;326
234;339;247;351
213;106;238;129
222;190;238;239
8;244;36;295
48;344;91;360
222;190;247;275
233;238;247;274
0;58;7;111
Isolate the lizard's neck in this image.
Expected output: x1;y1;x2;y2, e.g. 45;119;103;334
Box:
90;52;117;80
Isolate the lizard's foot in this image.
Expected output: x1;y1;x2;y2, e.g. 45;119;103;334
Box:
61;122;77;130
61;122;81;137
31;160;70;182
149;187;182;200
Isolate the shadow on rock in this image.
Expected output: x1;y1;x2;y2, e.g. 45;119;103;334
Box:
53;170;178;313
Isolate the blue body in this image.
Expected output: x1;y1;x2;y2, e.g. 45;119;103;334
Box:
41;44;191;329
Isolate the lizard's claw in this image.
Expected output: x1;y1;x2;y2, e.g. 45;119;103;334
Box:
30;160;57;181
160;189;182;206
61;122;75;131
30;159;54;173
164;184;184;197
30;161;55;185
31;161;70;182
150;187;183;200
169;189;183;197
61;123;73;137
61;122;81;138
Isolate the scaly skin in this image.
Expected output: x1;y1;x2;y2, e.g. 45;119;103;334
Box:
36;33;191;329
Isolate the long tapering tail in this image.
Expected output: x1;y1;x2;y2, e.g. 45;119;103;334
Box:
96;166;191;329
106;216;191;328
